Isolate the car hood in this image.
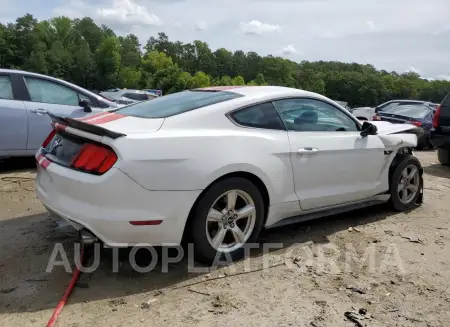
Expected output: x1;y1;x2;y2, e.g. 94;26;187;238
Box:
369;120;422;135
368;120;423;149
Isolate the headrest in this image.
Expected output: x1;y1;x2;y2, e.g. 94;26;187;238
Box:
294;110;318;124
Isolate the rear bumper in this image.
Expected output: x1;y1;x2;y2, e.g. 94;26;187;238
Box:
430;130;450;149
36;164;201;246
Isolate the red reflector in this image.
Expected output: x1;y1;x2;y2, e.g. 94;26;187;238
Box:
129;220;163;226
42;130;56;148
410;120;422;127
432;105;441;129
71;143;117;175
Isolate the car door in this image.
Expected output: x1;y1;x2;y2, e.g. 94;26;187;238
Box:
21;75;90;151
273;98;387;211
0;73;28;152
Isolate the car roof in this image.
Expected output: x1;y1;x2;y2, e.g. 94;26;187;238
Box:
194;85;323;99
0;68;115;105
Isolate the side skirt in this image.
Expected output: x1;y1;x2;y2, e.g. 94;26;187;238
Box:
266;195;390;229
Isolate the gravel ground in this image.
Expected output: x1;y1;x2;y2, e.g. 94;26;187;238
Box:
1;151;450;327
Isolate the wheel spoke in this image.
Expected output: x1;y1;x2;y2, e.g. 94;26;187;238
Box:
407;167;417;181
211;227;227;249
236;204;255;220
408;184;419;192
402;169;408;180
226;190;237;211
401;189;408;202
207;209;223;222
231;225;245;244
397;182;405;192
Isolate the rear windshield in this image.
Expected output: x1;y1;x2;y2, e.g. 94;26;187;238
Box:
382;105;430;118
113;90;243;118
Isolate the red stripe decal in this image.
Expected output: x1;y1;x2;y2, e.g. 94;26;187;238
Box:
41;158;51;169
77;112;109;122
89;113;126;125
54;122;67;131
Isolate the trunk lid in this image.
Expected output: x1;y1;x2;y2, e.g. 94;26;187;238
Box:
49;112;164;138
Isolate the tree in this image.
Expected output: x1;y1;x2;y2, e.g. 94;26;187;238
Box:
94;36;121;89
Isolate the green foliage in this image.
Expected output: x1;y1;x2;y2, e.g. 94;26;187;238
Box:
1;13;449;105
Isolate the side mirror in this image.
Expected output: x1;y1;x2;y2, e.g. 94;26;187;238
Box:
360;121;378;137
80;99;92;113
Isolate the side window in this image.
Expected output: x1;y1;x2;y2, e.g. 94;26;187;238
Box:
273;98;359;132
230;102;285;130
24;77;79;106
0;75;14;100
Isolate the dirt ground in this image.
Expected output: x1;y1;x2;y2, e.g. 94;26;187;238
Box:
1;151;450;327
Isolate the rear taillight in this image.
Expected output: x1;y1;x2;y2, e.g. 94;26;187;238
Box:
372;114;381;121
408;120;422;127
71;143;117;175
432;105;441;129
42;130;56;148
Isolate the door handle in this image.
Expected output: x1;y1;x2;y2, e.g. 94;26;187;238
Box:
30;108;48;115
297;147;319;155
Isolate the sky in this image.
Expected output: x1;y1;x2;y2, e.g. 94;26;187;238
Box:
1;0;450;80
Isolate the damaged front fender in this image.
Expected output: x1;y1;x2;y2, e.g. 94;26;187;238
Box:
369;121;424;150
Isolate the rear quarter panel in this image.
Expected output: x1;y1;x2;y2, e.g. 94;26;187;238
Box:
111;126;296;206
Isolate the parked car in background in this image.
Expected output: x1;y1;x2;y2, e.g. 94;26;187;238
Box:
352;100;437;121
142;89;163;97
333;100;352;112
36;86;424;264
0;69;117;158
373;104;434;150
100;89;158;106
351;107;374;121
430;93;450;165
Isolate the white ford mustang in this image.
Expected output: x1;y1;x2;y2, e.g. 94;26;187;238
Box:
35;86;424;264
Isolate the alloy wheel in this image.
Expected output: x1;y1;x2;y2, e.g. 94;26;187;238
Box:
205;189;256;253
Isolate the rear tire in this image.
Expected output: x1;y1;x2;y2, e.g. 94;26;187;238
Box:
190;177;265;265
389;155;422;211
437;148;450;166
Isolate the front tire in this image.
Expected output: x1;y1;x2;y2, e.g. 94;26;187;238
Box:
389;155;422;211
190;177;265;264
437;148;450;166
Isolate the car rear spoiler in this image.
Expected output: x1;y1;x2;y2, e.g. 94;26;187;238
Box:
48;112;127;139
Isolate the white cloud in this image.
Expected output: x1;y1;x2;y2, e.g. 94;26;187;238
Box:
367;20;376;31
54;0;162;27
96;0;162;26
239;20;280;35
280;45;298;56
407;66;421;74
195;21;207;31
432;25;450;35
